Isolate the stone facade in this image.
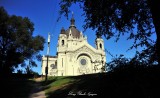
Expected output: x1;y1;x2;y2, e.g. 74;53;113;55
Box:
41;16;106;76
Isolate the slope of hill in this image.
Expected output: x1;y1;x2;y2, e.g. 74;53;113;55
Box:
42;66;160;98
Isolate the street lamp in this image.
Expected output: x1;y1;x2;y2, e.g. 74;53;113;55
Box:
45;33;50;81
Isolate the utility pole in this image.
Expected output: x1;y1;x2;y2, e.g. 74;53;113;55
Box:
45;32;50;82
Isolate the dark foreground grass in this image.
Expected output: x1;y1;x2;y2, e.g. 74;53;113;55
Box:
1;79;35;98
43;66;160;98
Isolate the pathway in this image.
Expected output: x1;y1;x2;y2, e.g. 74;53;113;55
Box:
29;77;46;98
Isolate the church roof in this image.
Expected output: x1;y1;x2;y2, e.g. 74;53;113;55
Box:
65;26;81;38
60;14;81;38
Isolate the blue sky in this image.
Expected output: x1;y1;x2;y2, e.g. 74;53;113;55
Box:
0;0;156;74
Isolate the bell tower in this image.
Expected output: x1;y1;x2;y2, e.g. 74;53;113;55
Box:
95;33;104;51
57;27;67;52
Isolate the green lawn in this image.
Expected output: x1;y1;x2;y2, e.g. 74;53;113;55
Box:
42;76;79;97
42;73;113;98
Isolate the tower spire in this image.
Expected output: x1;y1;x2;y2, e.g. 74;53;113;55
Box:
70;11;75;26
72;11;74;18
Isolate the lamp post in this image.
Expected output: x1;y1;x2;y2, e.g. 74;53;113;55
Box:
45;32;50;82
45;55;48;81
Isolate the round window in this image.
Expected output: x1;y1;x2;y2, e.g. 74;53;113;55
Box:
80;59;87;65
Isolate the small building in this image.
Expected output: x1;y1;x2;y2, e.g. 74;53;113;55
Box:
42;15;106;76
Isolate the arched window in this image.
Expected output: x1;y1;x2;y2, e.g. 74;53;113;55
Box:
100;43;102;49
62;40;64;45
50;64;57;69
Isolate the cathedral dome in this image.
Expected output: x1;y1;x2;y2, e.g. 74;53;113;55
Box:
65;26;81;38
61;13;81;38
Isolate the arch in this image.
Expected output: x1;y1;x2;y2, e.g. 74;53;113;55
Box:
74;46;95;62
99;43;102;49
62;40;64;45
77;53;92;60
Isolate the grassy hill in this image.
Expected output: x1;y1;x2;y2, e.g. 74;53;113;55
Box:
1;65;160;98
42;66;160;98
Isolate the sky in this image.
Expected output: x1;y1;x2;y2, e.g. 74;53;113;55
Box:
0;0;156;74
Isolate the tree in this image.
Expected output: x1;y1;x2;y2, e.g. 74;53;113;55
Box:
17;69;23;74
0;7;45;76
59;0;160;65
107;54;130;71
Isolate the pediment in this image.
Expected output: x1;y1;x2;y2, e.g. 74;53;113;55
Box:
74;45;96;54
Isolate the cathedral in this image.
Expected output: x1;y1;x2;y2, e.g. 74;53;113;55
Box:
41;15;106;76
